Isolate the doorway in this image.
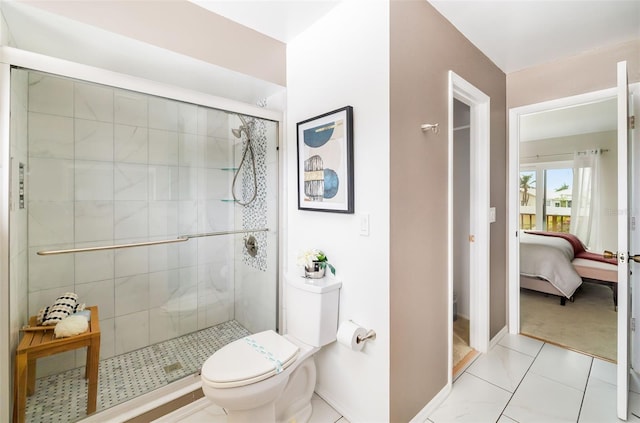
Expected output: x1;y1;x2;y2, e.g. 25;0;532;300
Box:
447;72;491;380
516;96;618;361
452;99;474;373
508;81;640;416
508;87;620;336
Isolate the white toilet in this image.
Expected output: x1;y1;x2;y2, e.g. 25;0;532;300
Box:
200;274;342;423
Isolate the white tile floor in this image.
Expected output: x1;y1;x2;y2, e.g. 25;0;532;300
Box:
428;333;640;423
154;393;349;423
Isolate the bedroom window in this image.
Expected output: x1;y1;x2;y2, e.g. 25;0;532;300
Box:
519;170;536;229
519;165;573;233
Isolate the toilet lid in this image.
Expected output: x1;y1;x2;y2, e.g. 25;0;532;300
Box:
201;330;299;388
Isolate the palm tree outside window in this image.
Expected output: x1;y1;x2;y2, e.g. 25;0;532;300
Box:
519;165;573;233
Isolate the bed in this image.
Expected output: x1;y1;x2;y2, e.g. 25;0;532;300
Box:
519;231;618;308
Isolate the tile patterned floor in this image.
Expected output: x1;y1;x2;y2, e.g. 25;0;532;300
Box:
428;334;640;423
25;320;250;423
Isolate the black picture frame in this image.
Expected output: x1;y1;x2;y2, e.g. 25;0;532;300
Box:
297;106;354;213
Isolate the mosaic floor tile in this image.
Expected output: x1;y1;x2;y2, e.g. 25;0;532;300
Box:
25;320;250;423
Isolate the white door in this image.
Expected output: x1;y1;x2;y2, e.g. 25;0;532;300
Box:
631;88;640;370
616;60;632;420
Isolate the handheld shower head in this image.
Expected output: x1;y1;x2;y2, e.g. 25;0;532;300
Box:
232;115;251;139
231;114;258;206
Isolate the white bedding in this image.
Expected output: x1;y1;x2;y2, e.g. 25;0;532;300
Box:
519;232;583;298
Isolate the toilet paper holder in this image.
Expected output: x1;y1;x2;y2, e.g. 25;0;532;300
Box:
356;329;377;345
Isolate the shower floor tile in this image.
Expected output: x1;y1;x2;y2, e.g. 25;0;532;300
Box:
24;320;251;423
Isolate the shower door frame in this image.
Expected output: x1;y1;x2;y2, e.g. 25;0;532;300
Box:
0;46;283;422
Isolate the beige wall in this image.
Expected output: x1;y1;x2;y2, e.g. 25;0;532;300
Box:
389;1;507;421
20;0;286;87
508;39;640;108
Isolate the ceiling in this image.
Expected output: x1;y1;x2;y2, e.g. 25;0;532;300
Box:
191;0;341;43
429;0;640;74
193;0;639;75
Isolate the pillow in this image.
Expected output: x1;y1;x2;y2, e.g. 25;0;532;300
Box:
54;315;89;338
40;293;78;326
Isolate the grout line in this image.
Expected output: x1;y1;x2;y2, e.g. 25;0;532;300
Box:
576;358;595;422
494;340;546;420
528;344;594;394
463;372;513;395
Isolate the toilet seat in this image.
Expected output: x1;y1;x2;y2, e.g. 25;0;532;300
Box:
201;330;299;389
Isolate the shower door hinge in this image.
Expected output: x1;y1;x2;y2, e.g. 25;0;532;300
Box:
630;116;636;130
632;317;636;332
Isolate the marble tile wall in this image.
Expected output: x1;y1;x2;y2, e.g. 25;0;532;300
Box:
24;71;257;377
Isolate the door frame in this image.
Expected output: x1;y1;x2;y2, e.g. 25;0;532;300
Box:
447;71;491;382
616;60;631;420
507;86;618;333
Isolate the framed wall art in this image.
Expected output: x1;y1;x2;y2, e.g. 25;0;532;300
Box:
297;106;354;213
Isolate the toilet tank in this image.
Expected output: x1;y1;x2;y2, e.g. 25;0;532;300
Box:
285;275;342;347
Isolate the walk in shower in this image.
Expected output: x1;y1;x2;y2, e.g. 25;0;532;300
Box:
9;68;279;422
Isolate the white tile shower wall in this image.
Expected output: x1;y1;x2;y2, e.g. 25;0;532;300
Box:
25;72;241;378
27;113;74;159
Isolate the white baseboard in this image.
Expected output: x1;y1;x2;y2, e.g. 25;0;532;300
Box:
409;383;451;423
490;326;508;349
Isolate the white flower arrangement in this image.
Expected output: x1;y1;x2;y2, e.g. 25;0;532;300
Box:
297;248;336;275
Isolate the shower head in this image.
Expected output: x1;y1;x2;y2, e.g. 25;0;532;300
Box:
232;115;251;139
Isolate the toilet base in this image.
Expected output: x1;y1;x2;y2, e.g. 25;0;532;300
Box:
275;357;316;423
203;355;317;423
226;402;275;423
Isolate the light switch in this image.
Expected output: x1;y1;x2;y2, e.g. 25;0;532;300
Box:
489;207;496;223
360;213;370;236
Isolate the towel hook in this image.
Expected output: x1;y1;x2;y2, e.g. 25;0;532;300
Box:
421;123;439;134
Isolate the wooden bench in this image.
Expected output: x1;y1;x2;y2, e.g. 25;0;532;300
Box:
13;306;100;423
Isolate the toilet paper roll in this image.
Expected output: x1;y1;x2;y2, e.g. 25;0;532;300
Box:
337;320;368;351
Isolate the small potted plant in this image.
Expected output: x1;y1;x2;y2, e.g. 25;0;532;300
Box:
297;248;336;279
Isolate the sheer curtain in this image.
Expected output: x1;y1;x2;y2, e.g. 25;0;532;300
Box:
570;150;602;251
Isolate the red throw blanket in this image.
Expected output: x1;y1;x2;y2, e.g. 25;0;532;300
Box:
524;231;618;265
